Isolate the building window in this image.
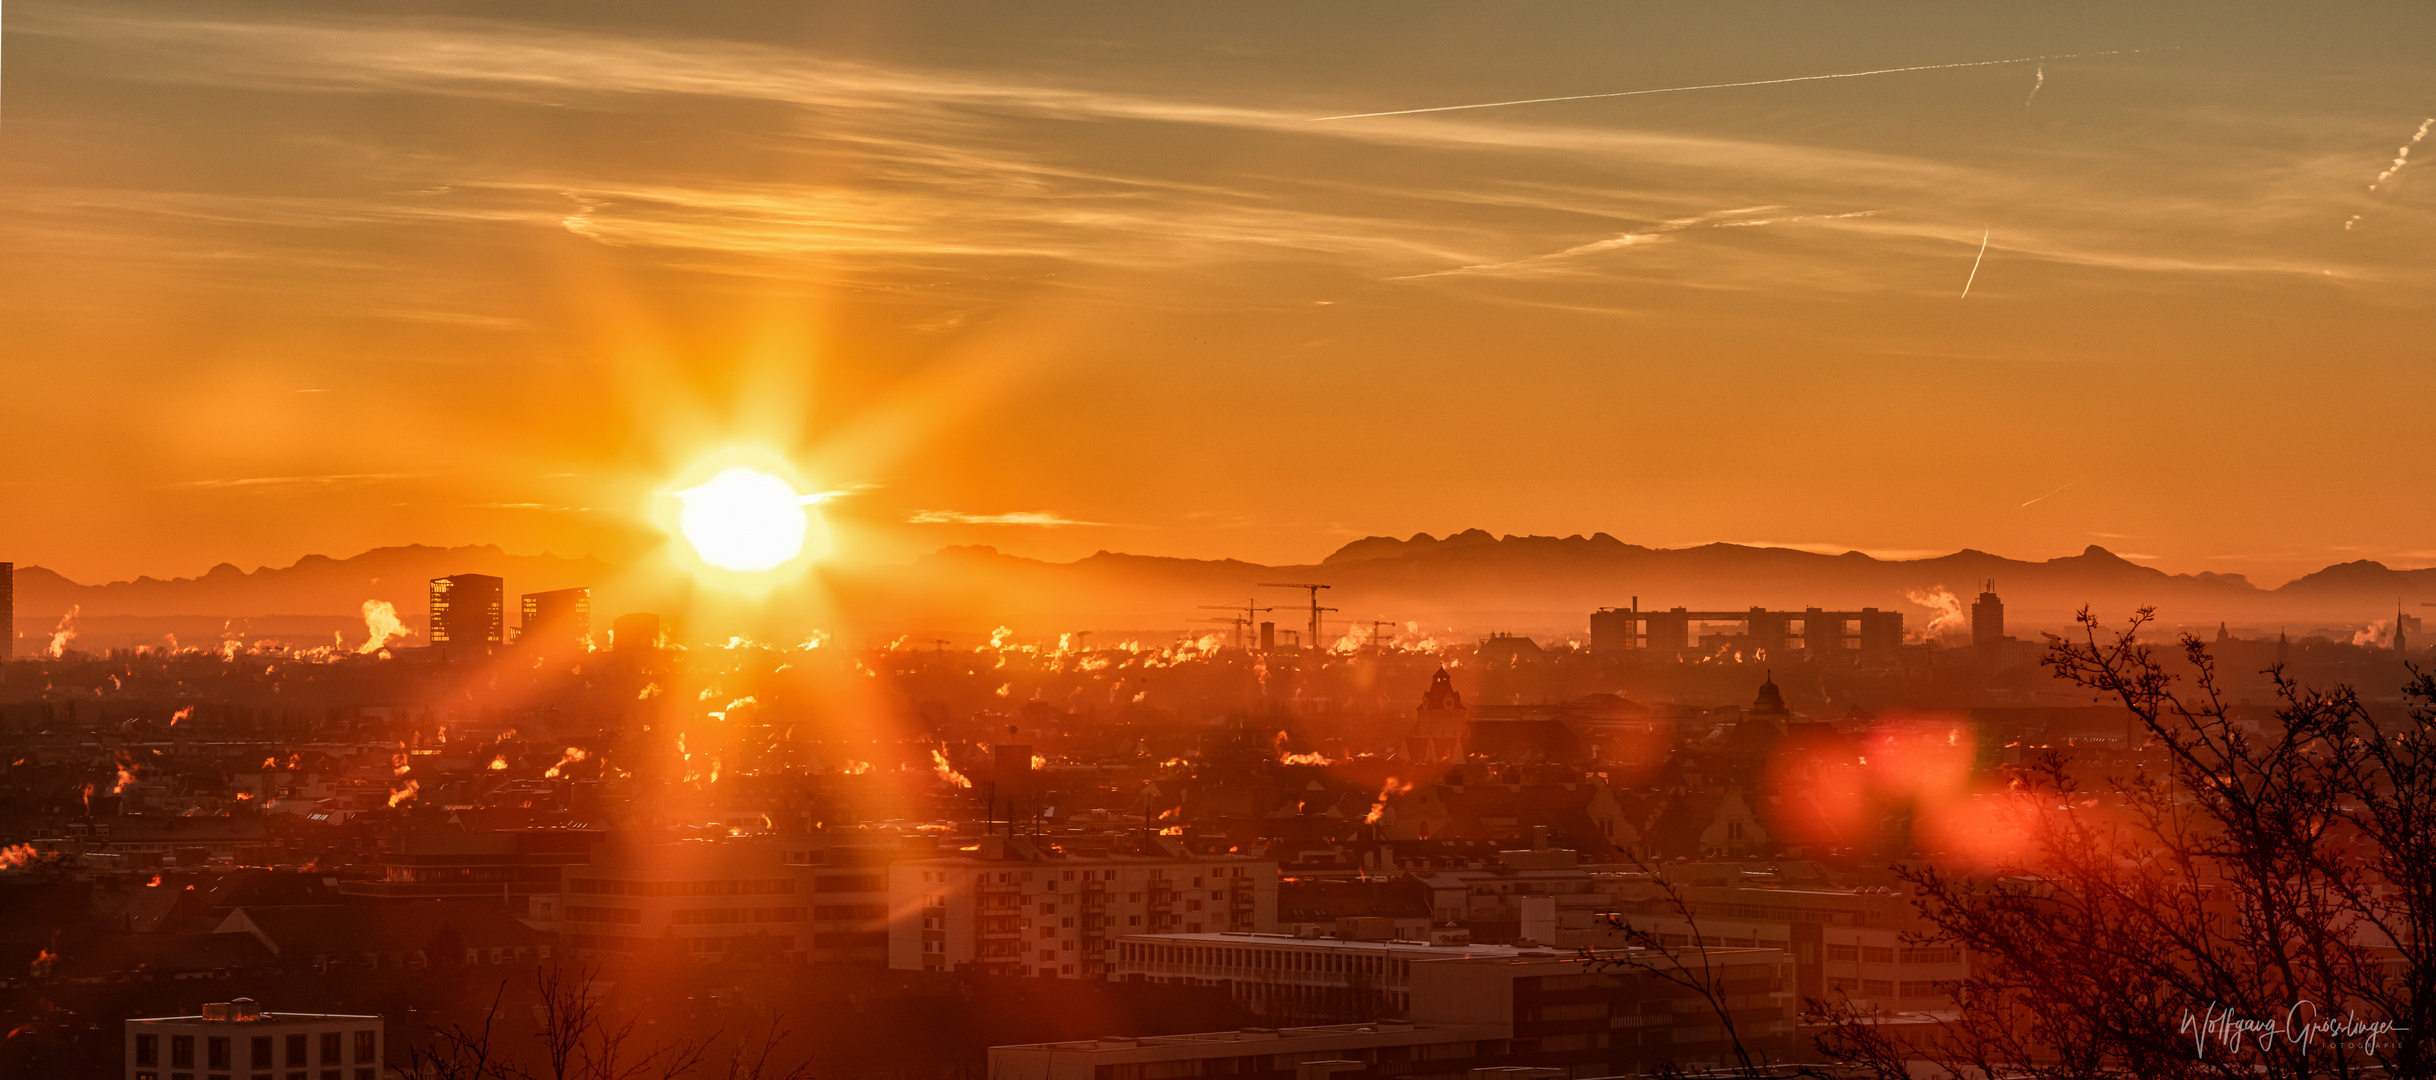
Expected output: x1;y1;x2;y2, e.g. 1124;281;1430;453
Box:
253;1035;274;1068
321;1032;341;1065
286;1035;307;1066
174;1035;196;1069
137;1034;159;1066
354;1031;375;1063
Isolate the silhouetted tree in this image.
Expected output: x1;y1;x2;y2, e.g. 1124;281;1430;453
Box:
408;963;812;1080
1580;855;1831;1079
1820;608;2434;1079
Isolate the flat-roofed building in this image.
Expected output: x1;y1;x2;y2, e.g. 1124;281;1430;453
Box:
429;574;504;655
779;841;896;966
127;998;381;1080
1596;884;1967;1015
342;828;601;924
518;586;591;652
1113;929;1526;1021
890;836;1279;979
1000;945;1796;1080
1591;605;1902;659
990;1020;1506;1080
561;837;811;962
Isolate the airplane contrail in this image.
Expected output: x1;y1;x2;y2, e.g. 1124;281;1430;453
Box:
2024;63;2045;109
1308;48;2172;122
1960;229;1990;299
2021;479;2080;508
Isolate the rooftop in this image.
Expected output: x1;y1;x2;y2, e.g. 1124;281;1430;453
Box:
995;1020;1501;1054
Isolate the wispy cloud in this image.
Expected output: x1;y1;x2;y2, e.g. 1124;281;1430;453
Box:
1307;48;2172;122
1395;207;1884;280
908;510;1104;527
1;5;2404;314
172;472;430;491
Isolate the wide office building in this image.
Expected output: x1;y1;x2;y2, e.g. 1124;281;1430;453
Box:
560;837;815;961
1113;928;1527;1021
1590;605;1902;658
127;998;382;1080
995;945;1795;1080
1595;884;1969;1015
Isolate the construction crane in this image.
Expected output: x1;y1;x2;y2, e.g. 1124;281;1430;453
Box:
1196;616;1251;646
1199;601;1275;649
1258;583;1337;653
1367;620;1398;652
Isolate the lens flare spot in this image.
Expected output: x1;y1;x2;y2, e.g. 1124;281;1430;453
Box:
675;467;813;571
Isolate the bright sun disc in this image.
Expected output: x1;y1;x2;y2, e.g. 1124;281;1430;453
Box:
675;467;812;572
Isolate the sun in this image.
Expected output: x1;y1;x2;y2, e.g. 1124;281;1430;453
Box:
673;467;818;572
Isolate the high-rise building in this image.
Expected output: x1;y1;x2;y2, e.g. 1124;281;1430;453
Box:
612;612;662;654
1;561;12;661
429;574;504;653
1971;583;2005;654
519;586;591;650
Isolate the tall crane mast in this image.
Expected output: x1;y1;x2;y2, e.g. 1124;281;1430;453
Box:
1258;583;1336;653
1199;600;1275;649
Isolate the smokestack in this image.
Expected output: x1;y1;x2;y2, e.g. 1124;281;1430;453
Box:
1259;621;1275;652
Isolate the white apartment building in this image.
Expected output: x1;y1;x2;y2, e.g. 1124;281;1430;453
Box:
127;999;382;1080
888;837;1279;978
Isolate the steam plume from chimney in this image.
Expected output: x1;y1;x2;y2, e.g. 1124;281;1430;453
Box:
358;600;410;654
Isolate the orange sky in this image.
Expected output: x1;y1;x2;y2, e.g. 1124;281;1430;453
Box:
3;1;2433;587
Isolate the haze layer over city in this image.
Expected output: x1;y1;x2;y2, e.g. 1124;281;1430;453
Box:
4;3;2434;1079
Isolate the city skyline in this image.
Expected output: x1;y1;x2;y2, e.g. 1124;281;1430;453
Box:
4;2;2434;587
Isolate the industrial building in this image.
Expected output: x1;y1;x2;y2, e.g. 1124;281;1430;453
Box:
1590;605;1902;658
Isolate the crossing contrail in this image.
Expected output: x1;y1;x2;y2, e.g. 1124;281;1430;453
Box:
1309;48;2172;122
1960;229;1990;299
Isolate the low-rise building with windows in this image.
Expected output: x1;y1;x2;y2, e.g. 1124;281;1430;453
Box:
127;998;381;1080
560;837;809;961
994;945;1796;1080
889;837;1279;979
